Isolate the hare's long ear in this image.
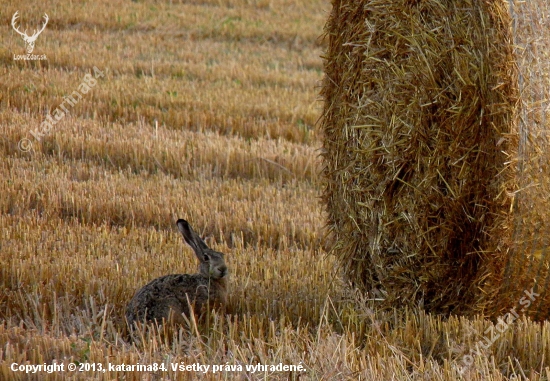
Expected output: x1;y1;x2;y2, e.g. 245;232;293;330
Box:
177;219;210;259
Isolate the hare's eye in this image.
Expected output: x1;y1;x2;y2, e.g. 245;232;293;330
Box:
203;254;210;262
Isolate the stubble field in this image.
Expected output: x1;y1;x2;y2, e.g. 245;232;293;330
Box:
1;0;549;380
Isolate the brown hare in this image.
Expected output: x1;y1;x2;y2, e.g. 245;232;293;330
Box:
125;219;228;328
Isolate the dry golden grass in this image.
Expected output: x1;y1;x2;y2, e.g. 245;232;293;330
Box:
1;0;550;379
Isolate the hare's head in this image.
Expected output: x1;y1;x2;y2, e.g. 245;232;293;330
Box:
177;219;228;280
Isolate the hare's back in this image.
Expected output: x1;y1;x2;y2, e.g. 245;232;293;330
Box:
126;274;208;323
131;273;208;302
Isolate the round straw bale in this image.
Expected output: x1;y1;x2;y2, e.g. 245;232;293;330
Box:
496;0;550;321
321;0;518;315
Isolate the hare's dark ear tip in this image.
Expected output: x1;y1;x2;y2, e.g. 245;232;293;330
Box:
176;219;189;227
176;219;193;237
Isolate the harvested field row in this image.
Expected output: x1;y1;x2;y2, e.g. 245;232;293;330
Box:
1;114;320;183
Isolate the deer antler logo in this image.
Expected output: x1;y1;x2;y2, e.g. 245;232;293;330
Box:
11;11;49;54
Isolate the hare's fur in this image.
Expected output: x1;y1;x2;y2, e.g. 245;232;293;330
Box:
126;219;228;327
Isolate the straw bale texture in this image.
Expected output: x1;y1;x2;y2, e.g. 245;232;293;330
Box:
321;0;519;315
497;0;550;321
